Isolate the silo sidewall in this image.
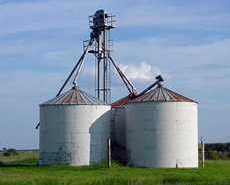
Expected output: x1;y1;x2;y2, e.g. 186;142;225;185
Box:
125;102;198;168
39;104;111;166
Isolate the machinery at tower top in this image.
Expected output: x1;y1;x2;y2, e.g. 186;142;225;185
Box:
88;10;115;104
56;9;135;104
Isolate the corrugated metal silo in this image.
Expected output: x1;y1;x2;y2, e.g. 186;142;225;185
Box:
111;95;133;148
39;86;111;166
125;85;198;168
110;94;135;163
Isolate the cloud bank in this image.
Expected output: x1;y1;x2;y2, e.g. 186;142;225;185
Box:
1;0;230;148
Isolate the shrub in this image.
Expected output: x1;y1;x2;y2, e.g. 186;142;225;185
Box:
208;151;221;160
3;148;18;156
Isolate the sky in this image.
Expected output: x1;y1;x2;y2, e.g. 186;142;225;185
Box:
0;0;230;149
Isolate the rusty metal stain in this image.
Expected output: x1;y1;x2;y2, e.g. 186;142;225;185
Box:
41;86;104;105
130;86;196;103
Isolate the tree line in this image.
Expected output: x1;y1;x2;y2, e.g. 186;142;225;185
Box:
199;143;230;160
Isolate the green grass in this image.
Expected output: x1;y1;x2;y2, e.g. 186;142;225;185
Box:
0;151;38;166
0;152;230;185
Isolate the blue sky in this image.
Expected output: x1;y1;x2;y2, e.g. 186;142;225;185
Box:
0;0;230;149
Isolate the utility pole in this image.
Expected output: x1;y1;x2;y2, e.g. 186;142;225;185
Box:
200;137;205;168
107;138;111;168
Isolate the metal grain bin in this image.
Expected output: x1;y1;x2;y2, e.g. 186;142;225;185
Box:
125;85;198;168
39;86;111;166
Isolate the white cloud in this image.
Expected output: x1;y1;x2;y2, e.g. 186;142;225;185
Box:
117;2;230;31
0;0;102;36
1;0;230;36
119;62;162;83
114;38;230;71
1;0;230;147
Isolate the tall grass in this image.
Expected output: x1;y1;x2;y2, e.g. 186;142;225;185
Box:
0;151;38;166
0;152;230;185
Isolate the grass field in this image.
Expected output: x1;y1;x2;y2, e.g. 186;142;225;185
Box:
0;152;230;185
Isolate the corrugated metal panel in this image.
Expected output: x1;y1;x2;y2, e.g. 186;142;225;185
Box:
126;102;198;168
130;86;196;103
111;107;126;148
39;105;111;166
41;86;104;105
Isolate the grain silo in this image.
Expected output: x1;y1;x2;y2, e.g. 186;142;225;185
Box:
36;9;199;169
111;94;135;148
110;96;129;163
37;10;135;166
111;93;137;163
125;84;198;168
39;86;111;166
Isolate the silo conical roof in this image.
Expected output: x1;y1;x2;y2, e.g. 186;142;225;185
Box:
41;86;104;105
112;95;131;108
112;93;137;108
130;85;196;103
